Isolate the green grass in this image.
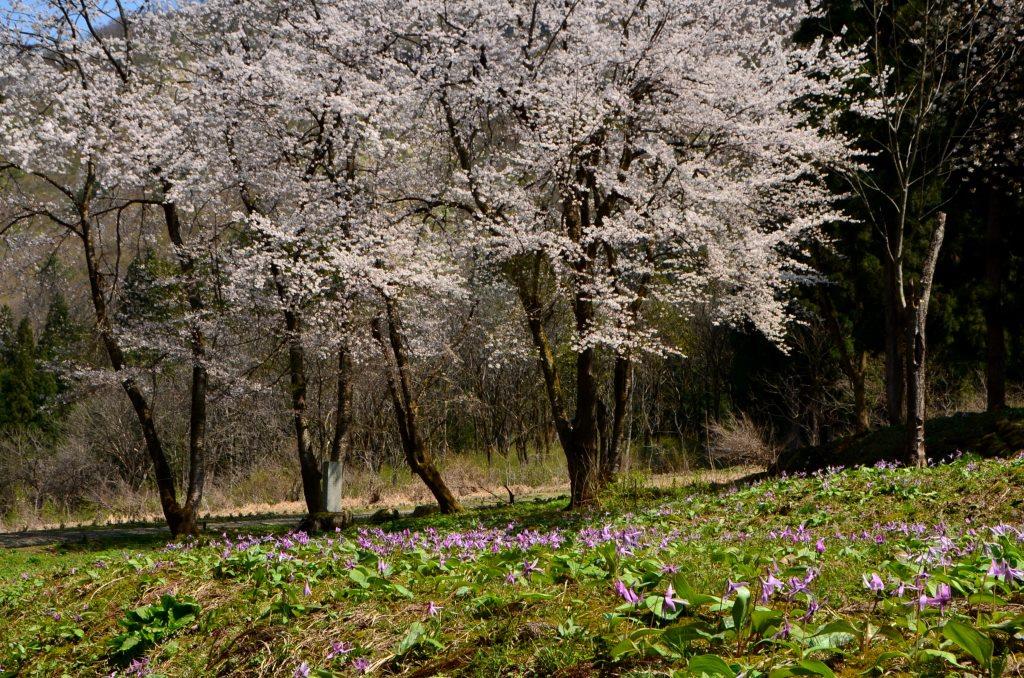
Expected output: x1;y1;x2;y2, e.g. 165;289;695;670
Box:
2;452;1023;677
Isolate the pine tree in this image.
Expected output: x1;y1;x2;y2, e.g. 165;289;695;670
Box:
39;292;79;363
0;317;58;430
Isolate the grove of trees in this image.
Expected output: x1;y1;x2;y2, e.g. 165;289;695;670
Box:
1;0;1021;536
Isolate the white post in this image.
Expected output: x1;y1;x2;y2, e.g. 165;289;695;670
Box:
321;461;344;513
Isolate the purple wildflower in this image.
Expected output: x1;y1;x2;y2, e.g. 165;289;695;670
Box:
125;657;151;677
760;572;784;603
614;580;640;605
662;584;685;611
327;641;352;660
863;572;885;593
293;662;310;678
987;559;1024;583
815;538;826;554
725;579;749;596
353;657;370;674
427;601;442;617
917;583;952;611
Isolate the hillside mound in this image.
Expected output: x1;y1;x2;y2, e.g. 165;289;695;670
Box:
772;408;1024;473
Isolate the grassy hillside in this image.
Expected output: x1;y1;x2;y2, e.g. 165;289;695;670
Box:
1;453;1023;676
773;408;1024;473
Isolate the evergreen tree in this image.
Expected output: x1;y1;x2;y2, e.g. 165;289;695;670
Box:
0;304;14;364
0;317;58;430
39;292;80;363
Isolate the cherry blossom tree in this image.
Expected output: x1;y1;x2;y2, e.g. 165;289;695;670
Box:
1;0;876;518
174;0;469;514
383;0;866;506
0;0;217;535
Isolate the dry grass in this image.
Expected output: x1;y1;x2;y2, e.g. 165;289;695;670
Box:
707;412;779;469
0;463;760;532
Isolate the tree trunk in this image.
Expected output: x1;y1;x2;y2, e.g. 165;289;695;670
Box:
883;258;907;426
329;342;353;463
161;197;207;527
372;300;462;514
410;458;462;513
80;215;195;536
599;356;631;483
983;189;1007;412
905;214;945;468
277;294;324;516
515;259;603;509
905;309;927;467
565;430;602;508
569;344;602;508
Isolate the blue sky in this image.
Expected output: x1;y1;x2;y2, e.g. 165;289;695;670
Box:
0;0;152;33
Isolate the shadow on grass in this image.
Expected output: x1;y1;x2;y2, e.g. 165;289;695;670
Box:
773;407;1024;473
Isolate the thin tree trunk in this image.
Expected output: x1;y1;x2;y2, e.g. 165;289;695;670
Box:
984;189;1007;412
570;343;602;508
441;99;611;508
905;309;926;466
275;280;324;516
372;300;462;513
905;214;945;467
80;216;193;536
884;257;907;427
515;258;602;509
235;178;323;515
599;356;631;483
329;342;353;463
161;198;206;532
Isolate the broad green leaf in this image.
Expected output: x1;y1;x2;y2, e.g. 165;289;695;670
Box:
917;648;967;669
731;586;750;633
397;622;425;655
609;637;637;661
390;583;414;599
751;608;784;635
797;659;836;677
969;592;1009;606
943;620;994;673
687;654;736;677
768;659;835;677
118;635;140;653
662;622;714;653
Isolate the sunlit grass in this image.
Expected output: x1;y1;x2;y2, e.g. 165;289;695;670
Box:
1;452;1022;676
